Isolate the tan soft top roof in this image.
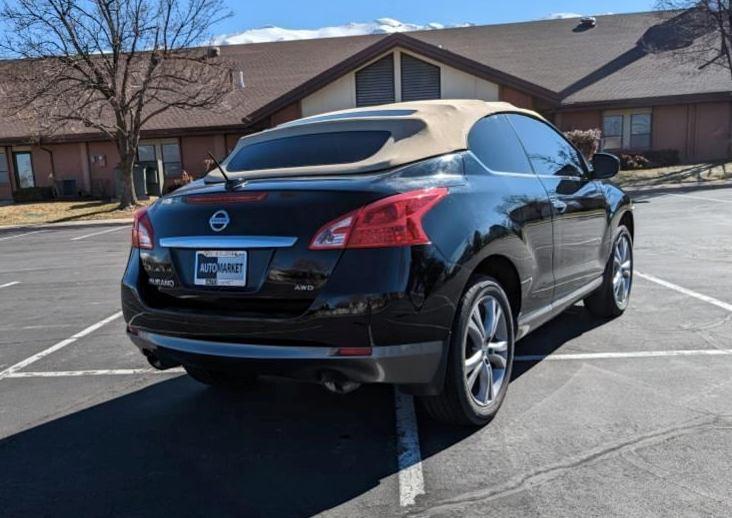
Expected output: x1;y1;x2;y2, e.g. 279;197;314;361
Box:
212;100;540;180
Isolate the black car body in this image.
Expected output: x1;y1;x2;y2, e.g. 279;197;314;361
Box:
122;100;633;425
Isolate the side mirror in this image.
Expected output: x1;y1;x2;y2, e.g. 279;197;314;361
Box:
591;153;620;179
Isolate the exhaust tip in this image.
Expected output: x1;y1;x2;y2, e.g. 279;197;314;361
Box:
143;350;179;371
321;372;361;394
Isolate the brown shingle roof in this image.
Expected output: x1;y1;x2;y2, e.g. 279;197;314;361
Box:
1;10;730;142
410;10;732;105
0;34;386;141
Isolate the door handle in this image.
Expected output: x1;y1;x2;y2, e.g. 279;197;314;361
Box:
551;199;568;214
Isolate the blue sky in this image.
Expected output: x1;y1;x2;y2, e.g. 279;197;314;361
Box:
217;0;655;34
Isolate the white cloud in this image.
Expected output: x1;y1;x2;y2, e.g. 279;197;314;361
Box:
544;12;583;20
212;18;472;45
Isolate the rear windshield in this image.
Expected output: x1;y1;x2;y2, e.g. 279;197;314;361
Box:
226;131;390;172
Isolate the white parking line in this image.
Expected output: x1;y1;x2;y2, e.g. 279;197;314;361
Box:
636;271;732;313
0;281;20;289
6;349;732;378
70;226;128;241
394;389;425;507
0;311;123;380
0;230;47;242
516;349;732;362
6;368;184;378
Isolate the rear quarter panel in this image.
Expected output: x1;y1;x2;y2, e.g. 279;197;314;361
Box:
423;154;555;319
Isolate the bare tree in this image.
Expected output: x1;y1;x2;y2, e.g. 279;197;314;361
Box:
655;1;732;78
0;0;233;208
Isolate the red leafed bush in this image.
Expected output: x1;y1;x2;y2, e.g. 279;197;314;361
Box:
620;153;651;170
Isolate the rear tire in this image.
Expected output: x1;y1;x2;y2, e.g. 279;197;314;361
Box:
420;275;515;426
584;226;633;318
184;365;257;390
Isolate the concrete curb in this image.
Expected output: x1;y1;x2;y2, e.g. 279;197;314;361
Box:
621;179;731;196
0;218;132;233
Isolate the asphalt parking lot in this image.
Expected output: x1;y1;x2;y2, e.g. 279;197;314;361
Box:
1;185;732;517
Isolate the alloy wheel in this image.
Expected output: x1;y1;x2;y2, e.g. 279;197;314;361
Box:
612;233;633;309
463;294;509;407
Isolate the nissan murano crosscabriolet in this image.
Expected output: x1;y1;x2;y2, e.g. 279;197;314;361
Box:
122;100;633;426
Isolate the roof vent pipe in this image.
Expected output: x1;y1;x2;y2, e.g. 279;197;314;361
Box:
230;70;245;89
580;16;597;28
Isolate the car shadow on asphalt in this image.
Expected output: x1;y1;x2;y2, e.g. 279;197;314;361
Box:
0;306;611;516
0;378;403;516
417;304;610;456
510;304;609;380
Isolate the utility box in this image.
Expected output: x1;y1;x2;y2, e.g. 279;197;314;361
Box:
114;166;149;200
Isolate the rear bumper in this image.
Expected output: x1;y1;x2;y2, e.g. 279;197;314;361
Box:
129;330;444;385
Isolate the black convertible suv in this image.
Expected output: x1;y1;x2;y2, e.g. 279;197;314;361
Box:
122;100;633;426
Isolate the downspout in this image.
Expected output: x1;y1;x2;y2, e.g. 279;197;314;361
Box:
39;143;56;185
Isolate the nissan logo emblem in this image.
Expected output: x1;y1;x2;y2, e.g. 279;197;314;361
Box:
209;210;230;232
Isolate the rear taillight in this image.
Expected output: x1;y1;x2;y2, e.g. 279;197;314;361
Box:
131;207;154;249
309;187;448;250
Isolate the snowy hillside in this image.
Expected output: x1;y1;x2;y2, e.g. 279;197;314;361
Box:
212;18;472;45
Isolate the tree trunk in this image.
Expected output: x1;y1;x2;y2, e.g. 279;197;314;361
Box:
117;152;138;209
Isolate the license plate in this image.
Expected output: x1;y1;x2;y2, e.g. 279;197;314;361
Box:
194;250;247;287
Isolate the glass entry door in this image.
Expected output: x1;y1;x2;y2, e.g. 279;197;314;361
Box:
137;144;161;196
13;152;35;189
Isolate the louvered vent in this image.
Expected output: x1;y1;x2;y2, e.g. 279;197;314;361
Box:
356;54;395;107
401;54;441;101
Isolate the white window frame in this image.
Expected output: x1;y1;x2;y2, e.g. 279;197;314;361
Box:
138;139;182;178
602;108;652;150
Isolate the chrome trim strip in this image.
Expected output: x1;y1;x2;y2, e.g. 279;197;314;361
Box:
131;331;443;360
468;150;584;181
159;235;297;249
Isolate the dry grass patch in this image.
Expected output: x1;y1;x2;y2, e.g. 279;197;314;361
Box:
0;198;156;226
616;161;732;188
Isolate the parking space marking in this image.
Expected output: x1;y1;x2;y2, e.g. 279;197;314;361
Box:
70;226;128;241
394;389;425;507
636;271;732;313
6;368;184;378
5;348;732;379
516;348;732;362
0;281;20;289
0;230;47;242
0;311;123;380
663;192;732;204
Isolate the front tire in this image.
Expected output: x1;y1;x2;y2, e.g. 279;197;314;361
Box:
420;275;515;426
584;225;633;318
184;365;257;390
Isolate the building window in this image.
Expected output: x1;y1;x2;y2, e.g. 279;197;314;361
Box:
401;53;441;101
602;109;652;150
137;144;156;163
602;115;623;150
0;152;9;184
355;54;395;107
630;113;651;149
12;151;35;189
162;143;182;176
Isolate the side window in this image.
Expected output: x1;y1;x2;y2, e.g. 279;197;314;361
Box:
506;114;585;177
467;115;532;174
